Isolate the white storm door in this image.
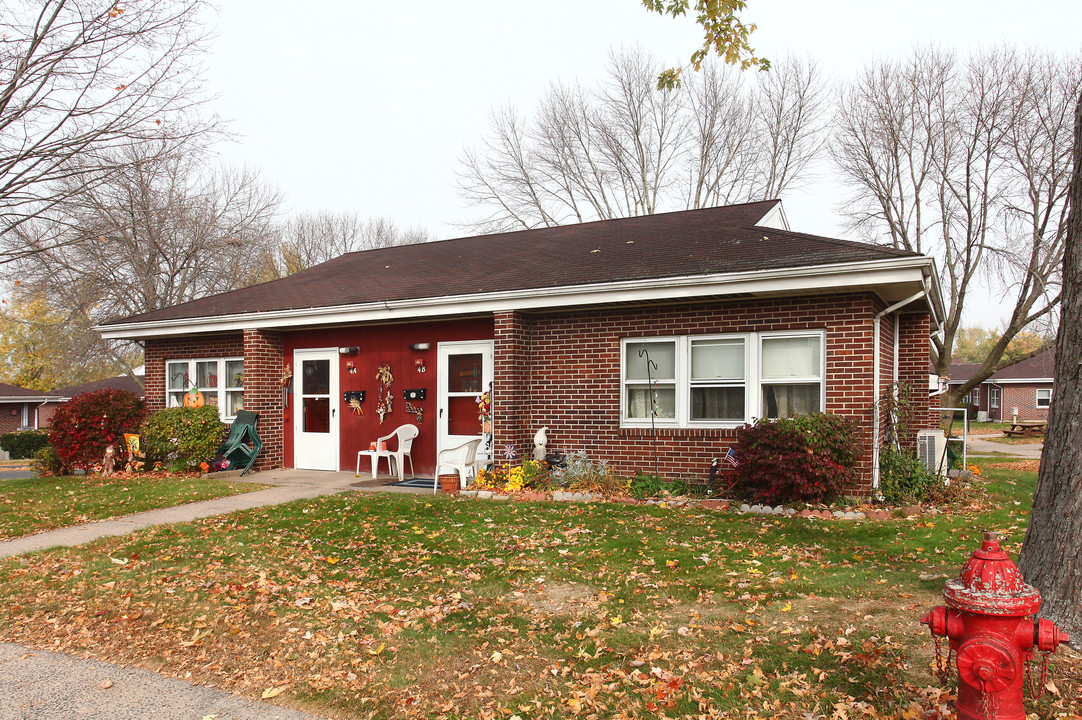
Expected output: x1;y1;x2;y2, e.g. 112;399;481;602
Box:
437;341;494;465
294;348;340;471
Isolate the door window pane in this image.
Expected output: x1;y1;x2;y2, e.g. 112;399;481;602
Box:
447;353;483;393
448;395;482;435
625;341;676;381
302;359;330;395
762;336;821;378
303;397;330;433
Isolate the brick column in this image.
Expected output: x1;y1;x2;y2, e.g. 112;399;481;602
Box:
493;311;533;462
898;312;936;441
243;329;285;470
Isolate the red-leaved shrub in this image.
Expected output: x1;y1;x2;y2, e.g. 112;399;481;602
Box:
733;413;861;505
48;389;146;473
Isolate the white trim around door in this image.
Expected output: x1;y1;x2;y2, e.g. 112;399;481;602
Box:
293;348;340;471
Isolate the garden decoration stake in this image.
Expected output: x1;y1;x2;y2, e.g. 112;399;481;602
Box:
638;347;661;482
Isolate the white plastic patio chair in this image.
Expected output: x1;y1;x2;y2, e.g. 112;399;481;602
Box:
434;438;483;495
356;423;419;483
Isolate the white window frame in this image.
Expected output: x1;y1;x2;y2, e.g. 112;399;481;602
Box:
620;330;825;428
1036;388;1052;409
166;357;244;421
990;387;1000;409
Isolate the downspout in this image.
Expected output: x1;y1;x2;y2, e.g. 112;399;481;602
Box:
871;288;931;491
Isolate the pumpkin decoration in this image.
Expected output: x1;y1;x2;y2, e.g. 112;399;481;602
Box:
183;388;205;407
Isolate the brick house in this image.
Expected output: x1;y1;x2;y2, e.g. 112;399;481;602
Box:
0;375;144;435
98;201;943;495
949;347;1056;423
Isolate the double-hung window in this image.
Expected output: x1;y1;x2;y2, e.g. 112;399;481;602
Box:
690;338;746;421
1036;388;1052;408
990;387;1000;409
621;331;824;427
624;340;677;421
166;358;244;420
760;334;823;418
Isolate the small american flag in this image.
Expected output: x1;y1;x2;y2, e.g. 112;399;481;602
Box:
724;447;740;467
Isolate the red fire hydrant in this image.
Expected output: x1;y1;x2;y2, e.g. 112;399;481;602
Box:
921;531;1070;720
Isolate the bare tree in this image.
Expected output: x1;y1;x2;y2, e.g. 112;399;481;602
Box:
11;139;280;377
455;48;827;233
832;46;1080;404
0;0;214;257
257;210;431;279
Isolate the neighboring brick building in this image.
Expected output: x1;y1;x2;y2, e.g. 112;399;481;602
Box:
949;348;1056;423
0;375;145;437
98;201;944;495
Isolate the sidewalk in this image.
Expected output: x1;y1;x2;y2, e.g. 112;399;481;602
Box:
966;433;1044;459
0;642;328;720
0;468;426;559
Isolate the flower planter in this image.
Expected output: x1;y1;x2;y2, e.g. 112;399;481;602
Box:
438;474;461;494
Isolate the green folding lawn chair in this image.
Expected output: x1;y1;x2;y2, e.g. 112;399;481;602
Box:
217;410;263;476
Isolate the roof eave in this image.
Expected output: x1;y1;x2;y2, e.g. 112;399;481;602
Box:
98;256;938;341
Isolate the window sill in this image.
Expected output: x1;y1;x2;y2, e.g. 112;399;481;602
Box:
618;426;738;439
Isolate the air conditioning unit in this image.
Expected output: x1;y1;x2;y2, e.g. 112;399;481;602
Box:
917;430;949;475
977;411;989;423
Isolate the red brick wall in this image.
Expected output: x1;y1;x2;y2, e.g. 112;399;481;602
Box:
999;383;1053;422
0;404;29;433
243;329;285;470
491;293;931;495
493;312;534;460
897;313;936;446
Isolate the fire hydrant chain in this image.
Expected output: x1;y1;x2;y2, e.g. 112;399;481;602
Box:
1024;650;1051;700
932;633;954;685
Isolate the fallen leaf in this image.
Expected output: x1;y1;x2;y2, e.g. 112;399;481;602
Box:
262;686;286;699
101;679;113;689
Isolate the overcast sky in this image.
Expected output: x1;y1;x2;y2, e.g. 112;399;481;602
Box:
204;0;1082;327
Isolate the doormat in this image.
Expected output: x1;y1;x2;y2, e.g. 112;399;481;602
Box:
383;478;434;488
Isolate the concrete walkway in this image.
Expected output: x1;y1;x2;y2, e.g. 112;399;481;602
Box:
0;642;328;720
0;468;426;559
966;433;1044;459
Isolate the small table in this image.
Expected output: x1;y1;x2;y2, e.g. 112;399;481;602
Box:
1003;421;1046;438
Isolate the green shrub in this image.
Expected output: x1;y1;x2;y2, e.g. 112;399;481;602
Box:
48;389;146;472
878;446;937;504
140;405;226;470
32;445;66;477
0;429;50;459
629;473;691;499
733;413;861;505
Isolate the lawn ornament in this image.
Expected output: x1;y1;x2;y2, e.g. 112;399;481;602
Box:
921;531;1070;720
533;426;548;461
102;444;115;475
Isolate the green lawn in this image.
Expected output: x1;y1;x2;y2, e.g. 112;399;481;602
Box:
0;474;268;541
0;459;1075;720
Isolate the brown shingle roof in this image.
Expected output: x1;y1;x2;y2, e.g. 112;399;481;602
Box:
948;346;1056;384
104;201;919;326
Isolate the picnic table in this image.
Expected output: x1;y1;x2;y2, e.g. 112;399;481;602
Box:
1003;421;1046;438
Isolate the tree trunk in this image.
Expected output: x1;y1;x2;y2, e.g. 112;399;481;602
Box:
1018;92;1082;639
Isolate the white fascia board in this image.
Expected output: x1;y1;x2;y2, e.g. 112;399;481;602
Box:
986;378;1055;384
97;256;935;340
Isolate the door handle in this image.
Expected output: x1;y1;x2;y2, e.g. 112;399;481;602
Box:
332;408;336;417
